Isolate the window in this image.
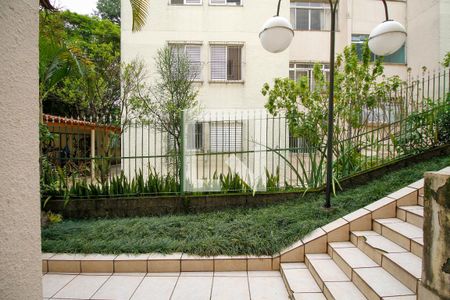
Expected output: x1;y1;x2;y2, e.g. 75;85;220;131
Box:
170;0;202;5
186;123;203;150
352;34;406;64
289;62;330;90
288;131;309;153
210;122;242;152
362;104;399;125
171;44;202;80
210;45;243;81
290;2;337;31
173;0;202;5
210;0;241;5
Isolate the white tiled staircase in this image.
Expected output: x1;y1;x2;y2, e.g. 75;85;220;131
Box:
280;178;426;300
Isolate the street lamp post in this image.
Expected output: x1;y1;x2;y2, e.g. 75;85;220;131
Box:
259;0;406;208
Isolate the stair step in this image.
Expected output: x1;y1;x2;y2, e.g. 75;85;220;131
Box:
381;252;422;293
323;281;367;300
280;263;326;300
305;254;350;290
418;194;424;206
353;267;415;299
373;218;423;255
397;206;423;228
351;231;408;265
293;293;327;300
328;243;378;279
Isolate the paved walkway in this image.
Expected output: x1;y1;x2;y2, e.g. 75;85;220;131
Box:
43;271;289;300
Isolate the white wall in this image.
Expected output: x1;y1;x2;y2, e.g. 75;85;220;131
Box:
121;0;290;110
0;1;42;299
407;0;441;74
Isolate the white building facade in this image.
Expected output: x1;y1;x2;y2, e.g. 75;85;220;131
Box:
120;0;449;188
122;0;449;112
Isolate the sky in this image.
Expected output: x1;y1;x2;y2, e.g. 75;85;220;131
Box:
53;0;98;16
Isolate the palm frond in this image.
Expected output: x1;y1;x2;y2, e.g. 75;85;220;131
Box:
39;0;56;11
130;0;149;32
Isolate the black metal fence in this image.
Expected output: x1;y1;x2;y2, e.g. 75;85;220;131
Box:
40;68;450;199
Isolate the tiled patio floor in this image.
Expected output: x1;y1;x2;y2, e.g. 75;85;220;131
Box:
42;271;289;300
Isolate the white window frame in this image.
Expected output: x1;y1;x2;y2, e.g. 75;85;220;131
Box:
289;62;329;90
290;2;337;31
209;43;244;82
170;0;203;6
169;42;203;81
209;0;243;6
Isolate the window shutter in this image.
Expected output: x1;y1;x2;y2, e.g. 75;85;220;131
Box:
211;46;227;80
186;45;201;80
210;122;242;152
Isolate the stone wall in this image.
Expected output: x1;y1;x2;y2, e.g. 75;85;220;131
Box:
419;169;450;300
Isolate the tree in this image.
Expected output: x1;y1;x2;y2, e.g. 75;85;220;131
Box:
262;42;402;186
130;46;199;179
96;0;121;24
39;11;121;118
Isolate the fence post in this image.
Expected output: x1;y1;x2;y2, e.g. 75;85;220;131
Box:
180;110;185;195
90;127;96;181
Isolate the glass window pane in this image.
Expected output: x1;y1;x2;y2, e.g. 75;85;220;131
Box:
289;70;295;80
227;46;242;80
383;45;406;64
290;8;296;29
310;9;321;30
297;9;309;30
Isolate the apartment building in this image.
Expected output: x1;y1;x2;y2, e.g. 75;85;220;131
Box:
122;0;448;112
120;0;449;187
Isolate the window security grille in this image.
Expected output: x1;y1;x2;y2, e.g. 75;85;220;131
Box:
290;2;336;31
210;122;242;153
289;62;330;90
288;131;310;153
362;104;399;124
186;122;203;150
211;45;242;81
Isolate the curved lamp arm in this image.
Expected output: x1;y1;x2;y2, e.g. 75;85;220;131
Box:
276;0;282;16
381;0;390;21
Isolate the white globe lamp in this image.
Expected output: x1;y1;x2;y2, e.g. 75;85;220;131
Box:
368;20;407;56
259;16;294;53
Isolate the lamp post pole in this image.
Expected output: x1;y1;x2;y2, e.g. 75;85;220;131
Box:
324;0;339;208
262;0;403;209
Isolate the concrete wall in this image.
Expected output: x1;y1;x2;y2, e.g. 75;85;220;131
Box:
290;0;407;78
407;0;441;73
121;0;289;110
407;0;450;73
419;169;450;300
0;1;42;299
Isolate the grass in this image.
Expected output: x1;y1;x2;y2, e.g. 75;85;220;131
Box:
41;154;450;256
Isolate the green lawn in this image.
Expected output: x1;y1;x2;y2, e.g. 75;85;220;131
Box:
42;154;450;256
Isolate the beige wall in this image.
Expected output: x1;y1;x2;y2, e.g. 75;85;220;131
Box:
121;0;290;111
407;0;450;74
0;1;42;299
407;0;441;73
290;0;408;78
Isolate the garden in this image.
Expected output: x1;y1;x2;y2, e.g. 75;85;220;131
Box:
38;4;450;256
